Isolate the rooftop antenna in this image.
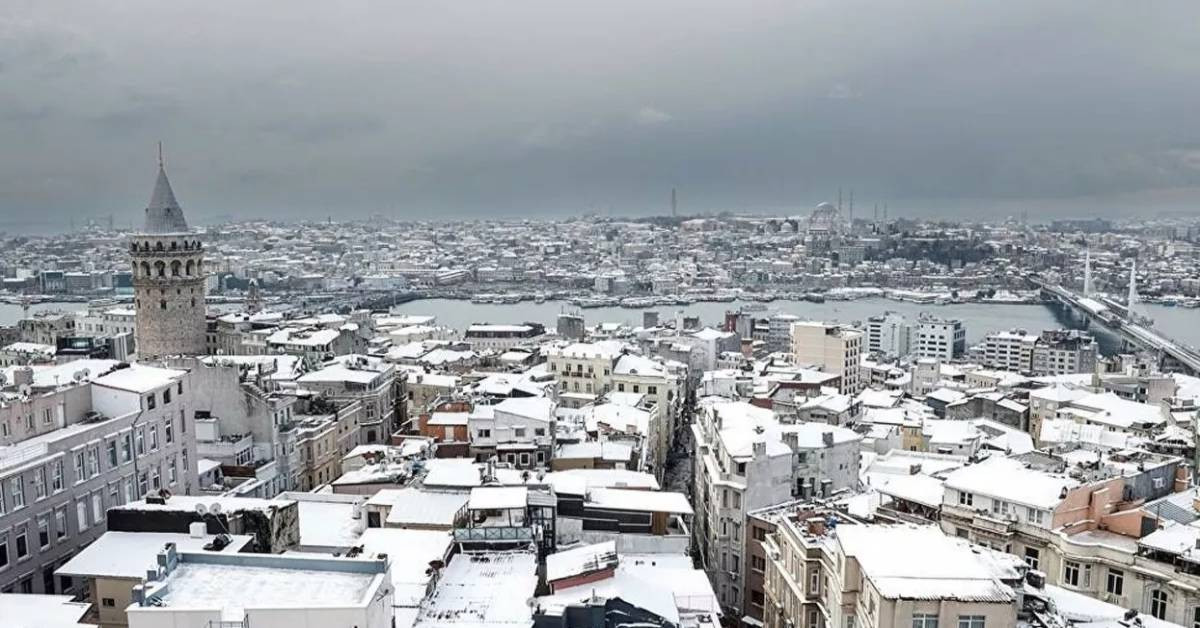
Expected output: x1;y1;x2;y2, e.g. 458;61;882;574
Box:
157;141;164;170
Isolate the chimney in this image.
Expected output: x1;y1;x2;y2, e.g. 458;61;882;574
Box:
822;431;834;447
783;432;799;451
189;521;206;539
752;440;766;458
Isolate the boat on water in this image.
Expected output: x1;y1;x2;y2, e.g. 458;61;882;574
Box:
803;293;825;304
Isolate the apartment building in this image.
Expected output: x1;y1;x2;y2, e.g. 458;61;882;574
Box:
296;354;405;444
1030;329;1097;376
468;396;556;468
463;323;546;351
790;322;863;394
864;312;911;358
975;329;1038;372
0;363;197;595
914;316;966;361
763;520;1021;628
939;452;1182;609
545;342;685;479
691;399;861;613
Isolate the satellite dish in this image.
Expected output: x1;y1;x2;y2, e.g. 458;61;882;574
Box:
194;503;208;515
209;503;223;515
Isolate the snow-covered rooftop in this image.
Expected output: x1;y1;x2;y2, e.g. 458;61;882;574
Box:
57;532;253;579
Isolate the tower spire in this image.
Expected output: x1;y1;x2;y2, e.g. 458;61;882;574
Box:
1083;248;1092;296
1127;259;1138;318
158;141;164;170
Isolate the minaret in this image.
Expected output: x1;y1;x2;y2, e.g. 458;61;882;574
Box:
1127;259;1138;318
130;145;208;359
246;279;264;314
1083;248;1092;296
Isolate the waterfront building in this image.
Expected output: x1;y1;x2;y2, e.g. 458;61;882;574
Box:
864;312;911;358
914;315;966;361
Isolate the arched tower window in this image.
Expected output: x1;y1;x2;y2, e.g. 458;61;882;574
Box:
155;242;164;251
186;260;195;276
170;241;178;251
171;260;182;276
140;262;151;277
154;261;166;277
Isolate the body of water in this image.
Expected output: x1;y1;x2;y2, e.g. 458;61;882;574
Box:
4;298;1194;355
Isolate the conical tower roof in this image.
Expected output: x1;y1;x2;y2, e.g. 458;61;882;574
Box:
142;148;189;234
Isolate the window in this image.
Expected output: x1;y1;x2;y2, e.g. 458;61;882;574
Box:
91;492;103;522
54;508;67;539
106;441;118;468
146;394;156;410
10;477;24;510
15;525;28;559
121;433;132;462
534;428;545;437
1063;561;1080;587
73;451;85;481
163;388;171;404
1106;568;1124;596
958;491;973;506
165;421;174;444
86;447;99;477
149;425;159;451
76;500;88;531
32;468;46;500
1024;547;1040;571
514;428;526;438
124;477;135;503
1026;507;1045;525
1150;590;1169;620
0;537;7;569
913;614;938;628
102;598;116;608
168;457;177;484
51;460;63;492
751;555;766;572
477;429;491;438
135;429;145;455
37;515;49;549
957;617;984;628
1192;606;1200;628
150;466;161;491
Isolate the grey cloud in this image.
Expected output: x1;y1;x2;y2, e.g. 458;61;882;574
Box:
2;0;1200;230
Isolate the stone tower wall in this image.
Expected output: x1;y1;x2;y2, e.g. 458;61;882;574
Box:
131;234;207;358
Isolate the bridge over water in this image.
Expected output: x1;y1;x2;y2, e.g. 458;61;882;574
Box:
1037;281;1200;376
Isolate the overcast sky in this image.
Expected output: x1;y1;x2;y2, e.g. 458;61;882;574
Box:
3;1;1200;231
